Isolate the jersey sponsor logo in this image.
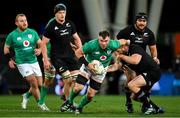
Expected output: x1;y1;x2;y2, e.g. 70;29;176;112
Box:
54;26;59;30
66;23;71;27
28;34;32;39
23;40;30;47
100;55;107;60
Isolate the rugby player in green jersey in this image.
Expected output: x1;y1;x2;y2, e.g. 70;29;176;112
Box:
60;30;130;114
3;14;46;110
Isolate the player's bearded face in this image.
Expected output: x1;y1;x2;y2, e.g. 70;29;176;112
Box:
135;19;147;31
99;37;110;49
16;16;28;31
56;11;66;22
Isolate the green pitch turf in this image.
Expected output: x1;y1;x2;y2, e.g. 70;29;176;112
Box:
0;95;180;117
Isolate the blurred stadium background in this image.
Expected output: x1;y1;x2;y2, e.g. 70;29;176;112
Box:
0;0;180;97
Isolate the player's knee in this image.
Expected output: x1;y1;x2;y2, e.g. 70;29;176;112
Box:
63;77;73;87
73;84;84;93
30;81;38;89
38;82;43;87
27;76;38;88
44;79;52;87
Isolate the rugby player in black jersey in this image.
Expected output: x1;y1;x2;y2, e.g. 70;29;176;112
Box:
116;12;160;113
41;3;82;109
108;44;163;115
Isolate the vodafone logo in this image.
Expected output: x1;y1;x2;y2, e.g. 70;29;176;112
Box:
23;40;30;47
100;55;107;60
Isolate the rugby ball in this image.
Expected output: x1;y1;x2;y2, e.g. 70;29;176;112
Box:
91;60;105;74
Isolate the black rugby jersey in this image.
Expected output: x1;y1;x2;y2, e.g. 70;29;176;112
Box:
116;25;156;51
128;44;160;74
43;18;77;58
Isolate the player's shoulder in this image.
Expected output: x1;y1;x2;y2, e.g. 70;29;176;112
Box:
64;20;75;26
145;27;154;34
46;18;56;27
121;25;133;32
118;25;134;36
110;39;119;43
88;39;98;44
48;17;55;22
8;29;16;35
26;28;35;31
109;39;120;49
7;28;20;37
84;39;98;47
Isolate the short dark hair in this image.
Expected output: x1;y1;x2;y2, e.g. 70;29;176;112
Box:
99;30;110;39
135;12;148;21
54;3;66;14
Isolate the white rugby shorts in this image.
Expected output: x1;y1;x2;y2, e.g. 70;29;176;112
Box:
79;64;107;83
17;62;42;78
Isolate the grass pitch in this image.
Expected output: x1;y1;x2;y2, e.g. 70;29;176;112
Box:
0;95;180;117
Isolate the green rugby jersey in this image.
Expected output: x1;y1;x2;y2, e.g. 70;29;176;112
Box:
82;39;120;67
5;28;40;64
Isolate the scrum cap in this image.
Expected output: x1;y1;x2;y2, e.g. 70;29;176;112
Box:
135;12;148;21
54;3;66;14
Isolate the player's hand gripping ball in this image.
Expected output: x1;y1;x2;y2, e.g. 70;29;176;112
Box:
91;60;105;74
